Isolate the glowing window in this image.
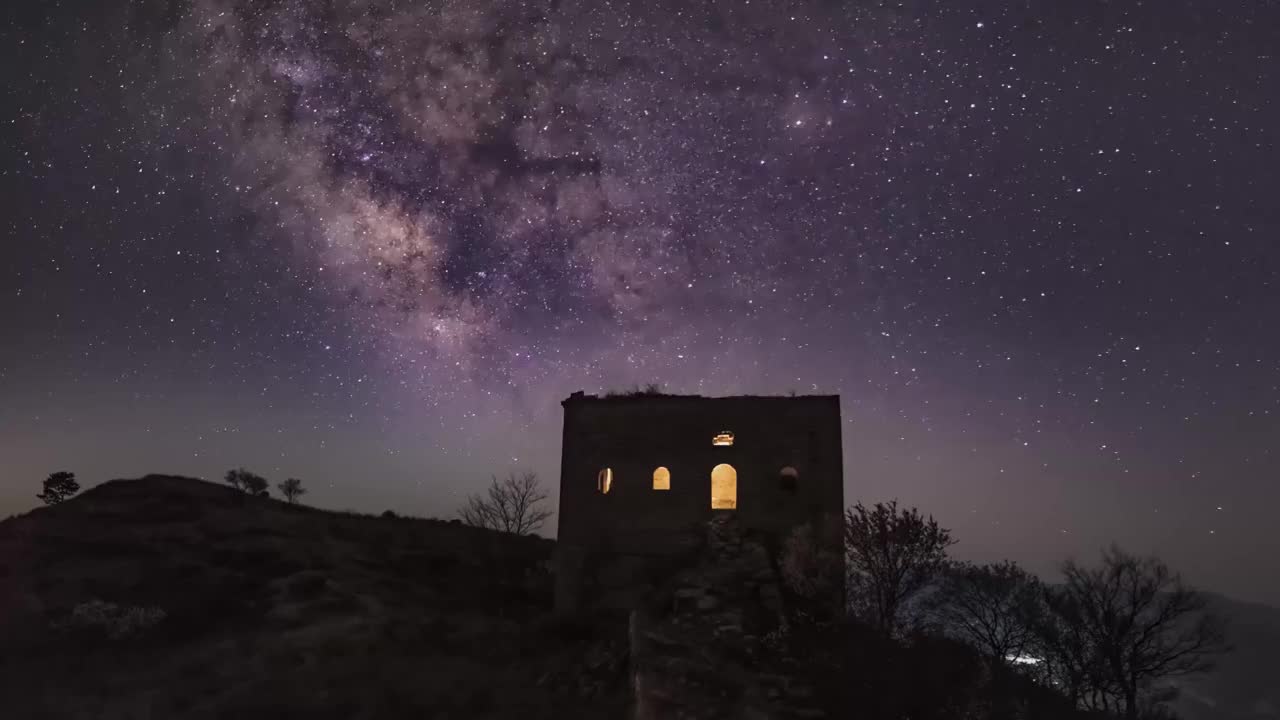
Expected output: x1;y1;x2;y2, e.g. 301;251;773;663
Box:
712;431;735;447
710;463;737;509
653;466;671;490
597;468;613;494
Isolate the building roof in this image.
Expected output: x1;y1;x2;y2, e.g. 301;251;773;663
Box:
562;390;839;405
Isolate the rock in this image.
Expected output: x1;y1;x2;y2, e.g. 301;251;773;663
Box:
632;515;827;719
715;623;741;637
759;584;783;612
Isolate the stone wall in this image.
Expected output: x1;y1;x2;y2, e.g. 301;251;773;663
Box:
556;393;843;612
629;514;828;719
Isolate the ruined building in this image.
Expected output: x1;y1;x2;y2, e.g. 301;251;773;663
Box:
554;391;844;612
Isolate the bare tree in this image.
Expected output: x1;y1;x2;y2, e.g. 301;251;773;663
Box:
844;500;954;637
1055;545;1229;720
278;477;306;504
933;560;1045;666
458;471;553;536
224;468;269;496
1033;587;1115;712
37;471;81;505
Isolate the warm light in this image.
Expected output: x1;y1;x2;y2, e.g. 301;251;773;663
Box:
653;466;671;490
711;463;737;509
597;468;613;494
712;431;735;446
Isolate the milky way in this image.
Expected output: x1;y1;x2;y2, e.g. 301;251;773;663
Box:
180;0;897;387
2;0;1277;602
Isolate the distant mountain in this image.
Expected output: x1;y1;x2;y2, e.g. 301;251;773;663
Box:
1171;594;1280;720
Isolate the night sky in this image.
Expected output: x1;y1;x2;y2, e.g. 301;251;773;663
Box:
2;1;1276;603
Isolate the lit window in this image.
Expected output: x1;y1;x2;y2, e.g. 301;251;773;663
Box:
653;466;671;490
712;431;735;447
711;463;737;509
597;468;613;494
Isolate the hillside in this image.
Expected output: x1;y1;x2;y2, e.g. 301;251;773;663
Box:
2;475;1273;719
1172;595;1280;720
0;476;629;720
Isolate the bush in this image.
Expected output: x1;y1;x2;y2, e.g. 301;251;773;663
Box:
224;468;269;496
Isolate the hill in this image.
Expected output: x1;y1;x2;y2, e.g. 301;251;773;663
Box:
0;475;629;719
2;475;1273;719
1172;595;1280;720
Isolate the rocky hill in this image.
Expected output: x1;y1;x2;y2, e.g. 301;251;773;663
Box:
0;475;630;719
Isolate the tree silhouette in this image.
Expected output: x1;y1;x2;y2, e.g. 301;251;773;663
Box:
458;471;553;536
1050;545;1230;719
932;560;1045;666
1034;585;1116;713
37;471;81;505
224;468;269;496
844;500;954;638
277;477;306;504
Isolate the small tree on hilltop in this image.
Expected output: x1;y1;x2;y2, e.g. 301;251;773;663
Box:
931;560;1045;666
844;500;954;638
37;471;81;505
458;471;553;536
224;468;269;496
278;477;306;504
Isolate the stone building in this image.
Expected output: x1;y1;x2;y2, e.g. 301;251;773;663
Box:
554;391;844;612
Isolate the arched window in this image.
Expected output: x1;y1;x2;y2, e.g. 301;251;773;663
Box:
712;431;735;447
780;466;799;493
710;464;737;509
653;466;671;490
597;468;613;494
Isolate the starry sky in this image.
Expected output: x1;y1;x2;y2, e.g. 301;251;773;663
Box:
2;0;1277;603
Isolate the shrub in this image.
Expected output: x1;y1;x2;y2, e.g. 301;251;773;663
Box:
224;468;269;496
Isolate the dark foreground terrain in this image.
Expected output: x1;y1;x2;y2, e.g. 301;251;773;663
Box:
0;476;628;719
2;476;1275;719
